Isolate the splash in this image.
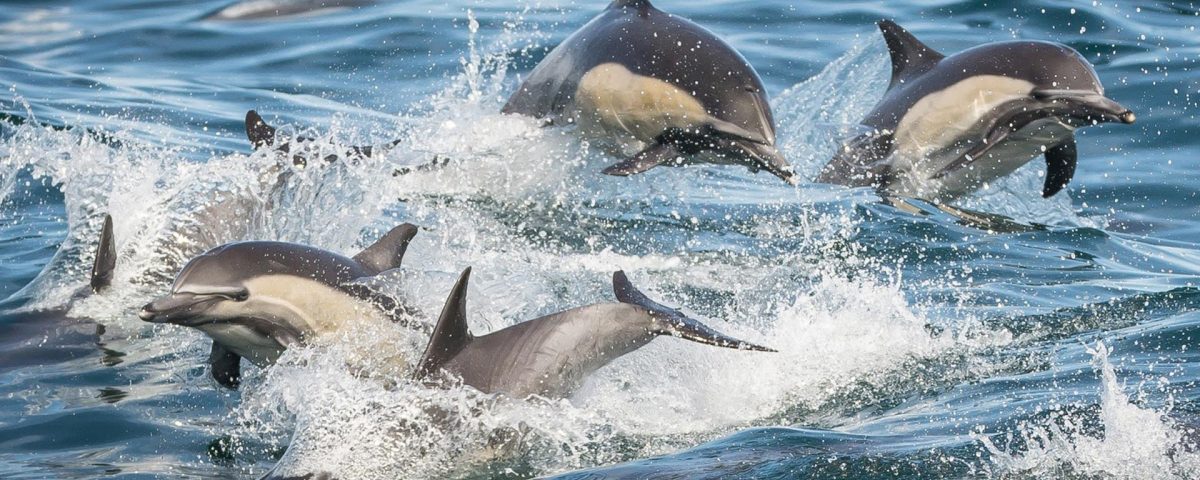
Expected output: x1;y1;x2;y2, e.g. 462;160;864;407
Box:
980;342;1200;478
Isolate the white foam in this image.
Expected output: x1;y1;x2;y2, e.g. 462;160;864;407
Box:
980;342;1200;478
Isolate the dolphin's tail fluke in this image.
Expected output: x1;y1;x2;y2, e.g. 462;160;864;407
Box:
90;214;117;293
612;271;775;352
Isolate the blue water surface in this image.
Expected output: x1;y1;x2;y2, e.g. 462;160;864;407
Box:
1;1;1199;478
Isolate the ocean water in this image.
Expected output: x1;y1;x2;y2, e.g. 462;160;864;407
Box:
1;0;1199;478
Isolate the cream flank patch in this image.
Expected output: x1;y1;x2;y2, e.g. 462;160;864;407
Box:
573;62;710;141
240;275;385;335
891;75;1036;171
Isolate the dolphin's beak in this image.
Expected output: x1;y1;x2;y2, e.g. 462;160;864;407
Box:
138;293;222;325
1080;94;1136;124
1036;90;1136;125
730;139;798;185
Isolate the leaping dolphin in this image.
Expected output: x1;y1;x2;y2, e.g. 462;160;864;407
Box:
415;268;774;399
502;0;795;184
816;20;1135;201
139;223;419;389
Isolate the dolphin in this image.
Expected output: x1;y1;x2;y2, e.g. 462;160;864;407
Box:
244;110;411;169
138;222;419;389
815;20;1135;201
201;0;375;22
415;268;774;399
502;0;795;184
0;214;118;372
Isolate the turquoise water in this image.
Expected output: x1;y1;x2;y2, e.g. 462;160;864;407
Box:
2;0;1199;478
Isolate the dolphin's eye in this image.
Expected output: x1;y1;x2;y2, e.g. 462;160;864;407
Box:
182;288;249;302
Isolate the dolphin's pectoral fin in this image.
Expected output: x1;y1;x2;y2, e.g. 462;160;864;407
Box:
209;342;241;389
932;125;1014;180
352;223;419;274
1042;136;1078;198
601;143;681;176
816;131;895;187
415;268;475;380
611;271;775;352
90;214;117;293
878;20;945;90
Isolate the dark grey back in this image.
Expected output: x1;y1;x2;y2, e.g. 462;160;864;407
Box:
170;242;368;293
502;0;775;144
443;304;655;398
865;36;1105;131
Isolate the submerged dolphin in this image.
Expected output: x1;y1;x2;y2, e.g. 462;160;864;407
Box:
415;268;774;399
0;214;118;371
244;110;413;169
139;223;419;389
502;0;795;184
201;0;374;22
816;20;1135;201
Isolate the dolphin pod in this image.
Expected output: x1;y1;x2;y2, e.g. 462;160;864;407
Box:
239;6;1133;202
48;4;1147;476
243;0;795;184
816;20;1135;201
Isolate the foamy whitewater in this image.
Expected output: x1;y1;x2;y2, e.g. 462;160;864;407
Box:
2;1;1199;479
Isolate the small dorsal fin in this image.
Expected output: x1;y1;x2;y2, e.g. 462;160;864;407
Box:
245;110;276;149
352;223;419;275
90;214;116;293
878;20;944;90
415;268;475;379
608;0;654;14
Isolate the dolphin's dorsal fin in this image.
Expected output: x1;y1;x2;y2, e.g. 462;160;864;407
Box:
878;20;944;90
245;110;276;149
612;271;776;352
415;267;475;379
90;214;116;293
353;223;419;275
608;0;654;15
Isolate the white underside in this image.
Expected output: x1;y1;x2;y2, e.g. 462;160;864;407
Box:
197;275;389;367
889;118;1076;201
